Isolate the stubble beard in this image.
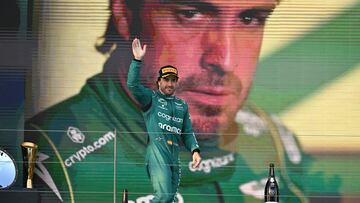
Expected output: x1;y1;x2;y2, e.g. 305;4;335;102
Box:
176;72;244;142
189;100;241;142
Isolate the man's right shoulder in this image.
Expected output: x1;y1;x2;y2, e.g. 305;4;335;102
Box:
24;94;85;144
27;94;83;126
26;72;111;128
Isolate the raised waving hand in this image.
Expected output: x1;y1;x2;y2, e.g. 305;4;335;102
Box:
132;38;147;61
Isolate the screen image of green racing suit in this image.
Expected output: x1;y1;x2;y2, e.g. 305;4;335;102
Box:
25;69;339;203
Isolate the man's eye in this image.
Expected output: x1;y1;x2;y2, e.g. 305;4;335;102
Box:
241;16;254;25
239;10;270;26
175;9;204;22
177;9;200;18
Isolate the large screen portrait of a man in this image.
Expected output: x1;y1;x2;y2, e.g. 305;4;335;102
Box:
11;0;360;202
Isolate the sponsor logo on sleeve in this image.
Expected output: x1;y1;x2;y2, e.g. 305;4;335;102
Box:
189;153;235;173
64;131;115;167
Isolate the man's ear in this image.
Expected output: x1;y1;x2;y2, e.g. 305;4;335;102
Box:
112;0;131;40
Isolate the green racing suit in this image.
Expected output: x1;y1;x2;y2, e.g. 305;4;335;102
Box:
127;59;200;202
24;61;339;203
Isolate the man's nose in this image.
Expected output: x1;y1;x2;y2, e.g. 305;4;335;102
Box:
201;25;236;75
168;81;176;86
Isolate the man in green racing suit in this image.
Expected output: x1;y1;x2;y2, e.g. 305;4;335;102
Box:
127;38;201;202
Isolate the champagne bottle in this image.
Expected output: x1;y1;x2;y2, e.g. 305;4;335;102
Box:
122;188;128;203
264;163;279;203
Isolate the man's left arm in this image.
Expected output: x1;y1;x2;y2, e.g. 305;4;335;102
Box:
181;104;201;168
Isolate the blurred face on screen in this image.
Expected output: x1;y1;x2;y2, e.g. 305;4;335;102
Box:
114;0;276;138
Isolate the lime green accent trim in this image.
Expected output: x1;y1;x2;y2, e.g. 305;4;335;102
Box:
280;65;360;153
30;123;75;203
250;2;360;113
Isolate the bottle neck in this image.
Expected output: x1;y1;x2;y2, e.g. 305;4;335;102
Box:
269;165;275;177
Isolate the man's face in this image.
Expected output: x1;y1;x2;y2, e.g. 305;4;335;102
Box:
130;0;275;136
158;76;178;96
